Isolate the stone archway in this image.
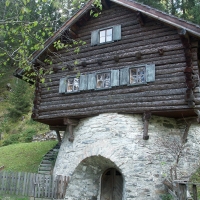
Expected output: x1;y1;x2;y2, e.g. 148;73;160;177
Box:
101;168;123;200
64;155;123;200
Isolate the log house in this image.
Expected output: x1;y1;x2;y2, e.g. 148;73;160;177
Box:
14;0;200;199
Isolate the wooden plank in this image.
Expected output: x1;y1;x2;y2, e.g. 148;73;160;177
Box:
0;171;6;194
22;172;27;196
178;183;187;199
28;173;35;197
10;172;15;195
192;184;197;200
7;172;11;195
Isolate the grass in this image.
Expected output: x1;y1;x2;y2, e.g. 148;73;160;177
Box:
0;195;29;200
0;141;57;172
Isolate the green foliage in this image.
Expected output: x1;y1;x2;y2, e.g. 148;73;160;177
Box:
7;79;32;121
160;193;173;200
136;0;200;25
20;128;37;142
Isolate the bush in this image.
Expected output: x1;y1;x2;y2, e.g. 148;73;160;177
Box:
20;128;36;142
1;128;37;146
160;193;173;200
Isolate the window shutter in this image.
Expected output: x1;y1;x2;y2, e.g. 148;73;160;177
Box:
146;64;155;82
79;75;88;91
59;77;66;93
91;30;99;46
88;73;96;90
120;68;128;85
111;70;119;87
113;25;121;41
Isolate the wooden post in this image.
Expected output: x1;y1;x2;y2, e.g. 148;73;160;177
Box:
192;184;197;200
68;125;74;142
55;130;62;144
143;112;151;140
178;183;187;200
63;118;79;142
182;122;191;143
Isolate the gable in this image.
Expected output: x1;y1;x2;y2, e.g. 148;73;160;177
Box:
26;0;200;66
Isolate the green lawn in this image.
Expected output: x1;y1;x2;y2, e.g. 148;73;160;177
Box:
0;141;57;172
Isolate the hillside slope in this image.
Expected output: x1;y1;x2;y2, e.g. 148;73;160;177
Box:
0;67;49;146
0;141;57;172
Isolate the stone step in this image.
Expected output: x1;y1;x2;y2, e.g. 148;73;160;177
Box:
41;160;52;164
38;143;60;175
39;166;52;171
38;171;51;175
40;163;52;167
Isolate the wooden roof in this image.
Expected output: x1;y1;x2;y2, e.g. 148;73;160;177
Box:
29;0;200;64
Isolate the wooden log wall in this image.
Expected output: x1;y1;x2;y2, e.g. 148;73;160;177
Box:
33;2;200;125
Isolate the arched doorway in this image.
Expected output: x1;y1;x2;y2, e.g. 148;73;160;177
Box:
100;168;123;200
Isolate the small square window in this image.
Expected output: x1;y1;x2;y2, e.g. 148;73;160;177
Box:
99;28;113;44
67;77;79;92
96;72;111;89
129;67;145;84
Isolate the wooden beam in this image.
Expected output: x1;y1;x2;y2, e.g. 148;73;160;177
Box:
136;11;145;26
101;0;110;9
56;130;62;144
49;126;66;131
36;59;46;67
68;125;74;142
142;112;151;140
63;118;79;125
63;118;79;142
194;110;200;123
68;28;78;38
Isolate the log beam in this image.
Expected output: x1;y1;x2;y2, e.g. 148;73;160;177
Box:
102;0;110;9
63;118;79;142
142;112;151;140
178;28;196;108
136;12;145;26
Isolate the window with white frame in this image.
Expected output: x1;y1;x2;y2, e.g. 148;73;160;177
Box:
67;77;79;92
99;28;113;44
96;72;111;89
91;25;121;46
129;66;146;84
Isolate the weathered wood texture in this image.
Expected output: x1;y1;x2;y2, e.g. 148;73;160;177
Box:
33;2;200;124
0;171;68;199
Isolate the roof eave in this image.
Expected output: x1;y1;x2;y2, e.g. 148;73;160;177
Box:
111;0;200;38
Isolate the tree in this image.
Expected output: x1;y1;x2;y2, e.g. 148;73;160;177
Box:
136;0;200;25
7;79;33;121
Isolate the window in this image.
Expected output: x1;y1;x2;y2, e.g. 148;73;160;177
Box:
67;77;79;92
58;64;155;94
91;25;121;46
99;28;113;43
96;72;111;89
129;66;145;84
120;64;155;86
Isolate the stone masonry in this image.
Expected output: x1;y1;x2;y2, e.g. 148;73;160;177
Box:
53;113;200;200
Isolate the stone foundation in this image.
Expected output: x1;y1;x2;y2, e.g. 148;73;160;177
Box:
53;113;200;200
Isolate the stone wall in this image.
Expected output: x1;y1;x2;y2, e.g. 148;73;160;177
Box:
53;113;200;200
